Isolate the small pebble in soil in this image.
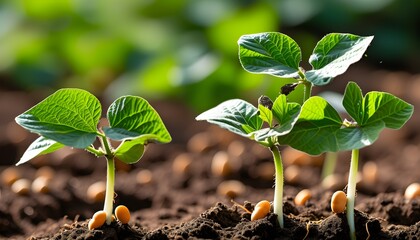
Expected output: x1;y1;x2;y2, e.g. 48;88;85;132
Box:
322;173;346;191
11;178;31;195
32;176;50;194
136;169;153;185
404;182;420;200
227;140;246;158
35;166;55;180
187;132;214;153
331;190;347;213
254;162;274;181
87;181;106;203
217;180;245;198
362;161;378;185
1;166;21;186
172;153;192;175
284;165;300;184
294;189;312;206
211;151;232;177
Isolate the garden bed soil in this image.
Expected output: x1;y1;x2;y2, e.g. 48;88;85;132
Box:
1;67;420;239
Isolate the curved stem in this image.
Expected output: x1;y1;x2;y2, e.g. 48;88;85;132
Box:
346;149;359;240
86;146;104;157
270;145;284;228
302;80;312;102
103;156;115;224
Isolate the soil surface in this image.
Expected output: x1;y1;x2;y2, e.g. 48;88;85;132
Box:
1;67;420;239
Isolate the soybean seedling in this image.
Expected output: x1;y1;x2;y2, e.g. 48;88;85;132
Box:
239;32;412;239
197;32;376;228
15;89;171;225
279;82;413;239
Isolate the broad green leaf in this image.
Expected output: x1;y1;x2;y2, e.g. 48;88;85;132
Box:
15;89;101;148
343;82;414;128
196;99;263;138
115;138;145;164
280;87;413;155
258;104;273;127
277;96;359;154
254;95;301;141
17;136;64;165
104;96;171;143
343;81;367;124
238;32;301;78
305;33;374;86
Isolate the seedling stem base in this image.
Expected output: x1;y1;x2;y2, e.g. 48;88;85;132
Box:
346;149;359;240
270;145;284;228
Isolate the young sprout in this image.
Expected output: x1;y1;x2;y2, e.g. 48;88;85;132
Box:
404;183;420;200
294;189;312;206
88;210;107;230
15;89;171;226
331;190;347;214
251;200;271;221
199;32;412;234
115;205;131;224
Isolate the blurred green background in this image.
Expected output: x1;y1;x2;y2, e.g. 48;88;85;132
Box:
0;0;418;112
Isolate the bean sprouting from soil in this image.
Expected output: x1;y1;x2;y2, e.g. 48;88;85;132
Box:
15;89;171;226
88;210;107;230
198;32;376;228
197;32;413;239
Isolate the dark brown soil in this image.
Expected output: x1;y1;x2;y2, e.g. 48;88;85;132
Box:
1;68;420;239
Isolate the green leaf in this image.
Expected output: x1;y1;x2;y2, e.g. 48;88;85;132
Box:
254;95;301;141
17;137;64;166
196;99;263;138
280;85;413;155
115;138;145;164
103;96;171;143
15;89;101;148
258;104;273;127
238;32;301;78
343;82;414;129
306;33;374;86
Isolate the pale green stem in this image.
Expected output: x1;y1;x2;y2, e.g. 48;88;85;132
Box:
270;145;284;228
302;80;312;102
321;151;338;180
346;149;359;240
100;135;115;224
104;157;115;224
86;146;104;157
